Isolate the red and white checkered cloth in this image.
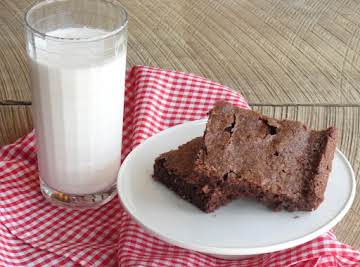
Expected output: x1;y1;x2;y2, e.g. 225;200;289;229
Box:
0;66;359;267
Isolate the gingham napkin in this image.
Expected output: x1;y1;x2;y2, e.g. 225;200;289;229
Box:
0;66;359;267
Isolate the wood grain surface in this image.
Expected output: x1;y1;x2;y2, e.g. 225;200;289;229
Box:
0;0;359;249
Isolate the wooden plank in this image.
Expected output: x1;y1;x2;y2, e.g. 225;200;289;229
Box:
0;20;31;102
2;0;360;104
0;105;32;147
0;104;359;248
252;105;360;248
0;0;33;25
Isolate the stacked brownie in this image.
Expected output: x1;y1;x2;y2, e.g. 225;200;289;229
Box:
153;102;337;213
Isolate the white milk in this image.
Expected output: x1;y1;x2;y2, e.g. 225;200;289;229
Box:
30;28;126;194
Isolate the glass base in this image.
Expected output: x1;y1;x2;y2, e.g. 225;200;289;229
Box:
40;179;117;209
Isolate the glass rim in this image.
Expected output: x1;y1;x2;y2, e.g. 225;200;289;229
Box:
24;0;128;42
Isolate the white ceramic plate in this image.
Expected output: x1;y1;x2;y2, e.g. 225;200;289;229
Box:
117;119;356;257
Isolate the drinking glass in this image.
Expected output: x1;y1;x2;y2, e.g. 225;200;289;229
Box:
25;0;128;208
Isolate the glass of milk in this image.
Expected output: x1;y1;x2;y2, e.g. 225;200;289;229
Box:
25;0;127;208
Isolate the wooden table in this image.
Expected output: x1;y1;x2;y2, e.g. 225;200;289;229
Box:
1;0;359;248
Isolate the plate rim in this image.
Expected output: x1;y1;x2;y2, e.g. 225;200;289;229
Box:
117;119;356;256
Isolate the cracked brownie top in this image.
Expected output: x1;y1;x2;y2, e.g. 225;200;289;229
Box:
195;101;336;210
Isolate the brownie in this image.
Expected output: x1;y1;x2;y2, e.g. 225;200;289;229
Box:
195;101;337;211
153;137;245;212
